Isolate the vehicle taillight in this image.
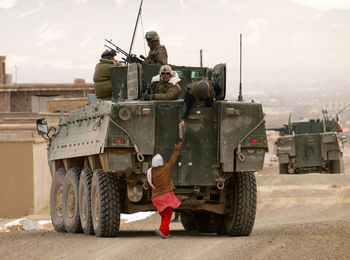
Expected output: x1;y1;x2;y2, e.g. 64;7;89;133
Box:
249;138;261;144
112;137;127;145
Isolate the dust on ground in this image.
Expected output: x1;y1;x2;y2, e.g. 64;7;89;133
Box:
1;150;350;259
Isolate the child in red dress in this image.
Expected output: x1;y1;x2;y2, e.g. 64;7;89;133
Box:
146;141;182;239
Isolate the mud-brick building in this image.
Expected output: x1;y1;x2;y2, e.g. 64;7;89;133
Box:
0;56;94;113
0;82;94;113
0;56;94;217
0;82;93;113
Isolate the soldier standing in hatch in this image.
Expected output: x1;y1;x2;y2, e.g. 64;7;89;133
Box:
145;65;181;100
93;49;122;99
144;31;168;65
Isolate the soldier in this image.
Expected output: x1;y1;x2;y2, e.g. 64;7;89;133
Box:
146;65;181;100
93;49;122;99
179;77;222;130
144;31;168;65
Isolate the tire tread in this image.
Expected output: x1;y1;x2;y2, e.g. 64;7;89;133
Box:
93;169;120;237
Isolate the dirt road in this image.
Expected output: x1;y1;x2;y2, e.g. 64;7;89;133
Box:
1;152;350;259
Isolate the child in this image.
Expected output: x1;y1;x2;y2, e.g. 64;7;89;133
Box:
146;141;182;239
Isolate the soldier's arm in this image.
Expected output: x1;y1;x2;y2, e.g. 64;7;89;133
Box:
152;85;180;100
156;47;168;65
167;142;182;168
182;89;195;121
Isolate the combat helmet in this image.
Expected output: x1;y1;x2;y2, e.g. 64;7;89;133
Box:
145;31;160;42
189;78;215;101
101;49;116;59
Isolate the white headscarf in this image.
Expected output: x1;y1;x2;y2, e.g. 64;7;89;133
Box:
147;154;164;189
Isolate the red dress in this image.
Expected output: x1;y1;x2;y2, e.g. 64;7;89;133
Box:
152;190;181;213
152;191;181;237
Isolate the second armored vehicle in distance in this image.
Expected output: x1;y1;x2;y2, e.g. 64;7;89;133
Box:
272;111;346;174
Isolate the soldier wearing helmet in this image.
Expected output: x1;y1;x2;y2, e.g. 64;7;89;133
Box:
146;65;181;100
93;49;122;99
179;77;222;130
144;31;168;65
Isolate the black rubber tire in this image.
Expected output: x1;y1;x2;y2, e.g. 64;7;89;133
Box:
62;168;83;233
79;168;94;235
279;163;288;174
180;212;197;232
50;168;67;233
329;158;344;174
222;172;257;236
91;169;120;237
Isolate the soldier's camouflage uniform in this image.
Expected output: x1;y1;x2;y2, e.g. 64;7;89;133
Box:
150;72;181;100
144;44;168;65
93;59;121;99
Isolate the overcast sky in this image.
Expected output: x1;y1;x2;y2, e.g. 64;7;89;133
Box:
1;0;349;98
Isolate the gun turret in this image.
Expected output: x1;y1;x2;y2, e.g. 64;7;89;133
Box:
104;39;145;64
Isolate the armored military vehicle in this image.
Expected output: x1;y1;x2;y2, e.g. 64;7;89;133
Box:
271;111;346;174
36;26;268;237
36;60;267;237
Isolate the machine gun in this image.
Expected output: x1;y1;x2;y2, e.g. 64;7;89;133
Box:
104;39;146;64
333;103;350;122
266;113;293;136
266;125;290;136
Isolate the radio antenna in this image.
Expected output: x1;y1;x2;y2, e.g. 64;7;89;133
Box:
128;0;143;56
238;33;243;101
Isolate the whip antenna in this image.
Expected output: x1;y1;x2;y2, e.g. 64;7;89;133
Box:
128;0;143;56
238;33;243;101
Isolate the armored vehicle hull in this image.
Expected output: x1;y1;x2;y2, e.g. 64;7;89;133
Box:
277;132;344;174
38;63;267;237
274;118;345;174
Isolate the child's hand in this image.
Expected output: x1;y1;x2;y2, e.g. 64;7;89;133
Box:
175;141;182;149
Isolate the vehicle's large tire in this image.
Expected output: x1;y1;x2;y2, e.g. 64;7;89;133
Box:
91;169;120;237
220;172;257;236
180;212;197;231
62;168;83;233
79;168;94;235
329;158;344;174
279;163;288;174
50;168;67;232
